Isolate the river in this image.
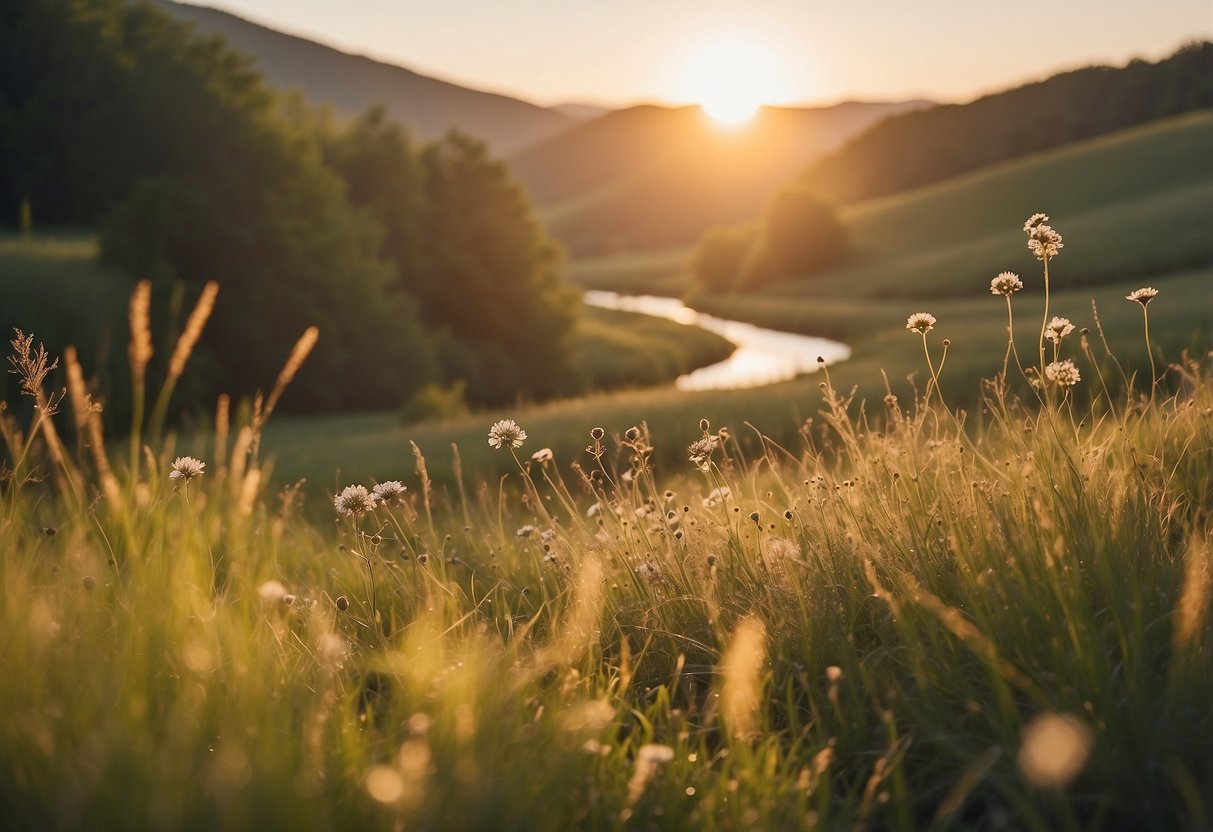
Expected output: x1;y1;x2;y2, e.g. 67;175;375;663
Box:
583;290;851;392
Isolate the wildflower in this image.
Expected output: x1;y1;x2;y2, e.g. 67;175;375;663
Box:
687;435;720;471
703;486;732;507
990;271;1024;296
586;502;603;518
1125;287;1158;306
335;595;350;611
487;419;527;449
371;480;406;503
1026;224;1063;260
169;456;206;482
334;484;375;517
1023;213;1049;232
625;426;640;442
516;524;538;538
1045;359;1081;387
531;447;554;463
906;312;936;335
1044;317;1075;345
590;427;605;441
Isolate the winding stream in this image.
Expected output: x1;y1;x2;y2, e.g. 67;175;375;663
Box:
583;290;851;392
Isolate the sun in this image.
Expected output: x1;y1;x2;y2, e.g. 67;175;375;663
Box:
674;36;787;125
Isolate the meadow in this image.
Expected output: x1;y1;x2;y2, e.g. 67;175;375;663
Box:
1;206;1211;830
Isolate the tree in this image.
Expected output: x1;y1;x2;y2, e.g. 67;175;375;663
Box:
740;186;848;286
413;132;580;405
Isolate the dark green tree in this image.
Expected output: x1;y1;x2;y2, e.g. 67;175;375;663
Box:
413;133;580;405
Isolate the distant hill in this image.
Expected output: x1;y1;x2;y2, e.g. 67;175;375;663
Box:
690;111;1213;318
797;41;1213;205
508;100;932;255
159;1;581;153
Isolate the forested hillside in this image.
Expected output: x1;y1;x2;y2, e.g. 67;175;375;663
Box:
797;42;1212;205
0;0;578;414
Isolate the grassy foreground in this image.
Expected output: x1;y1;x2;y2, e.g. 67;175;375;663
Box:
1;307;1211;830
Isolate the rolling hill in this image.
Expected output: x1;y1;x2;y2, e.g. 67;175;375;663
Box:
159;1;581;153
507;100;932;255
796;41;1213;206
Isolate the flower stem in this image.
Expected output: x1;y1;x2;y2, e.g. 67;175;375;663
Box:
1002;297;1015;380
1038;255;1051;380
1142;306;1157;404
921;333;941;408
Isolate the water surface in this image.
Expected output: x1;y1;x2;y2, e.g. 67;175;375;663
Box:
584;290;851;391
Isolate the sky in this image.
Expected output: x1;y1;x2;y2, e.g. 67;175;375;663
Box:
197;0;1212;107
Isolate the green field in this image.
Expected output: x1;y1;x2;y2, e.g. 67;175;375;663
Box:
2;320;1210;828
255;114;1213;492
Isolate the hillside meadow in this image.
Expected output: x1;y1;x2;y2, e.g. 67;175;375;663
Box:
251;114;1213;493
1;268;1210;828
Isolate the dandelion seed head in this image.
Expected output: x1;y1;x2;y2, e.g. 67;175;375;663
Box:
1045;359;1081;387
169;456;206;482
488;419;527;449
1125;287;1158;306
334;484;375;516
906;312;936;335
990;272;1024;296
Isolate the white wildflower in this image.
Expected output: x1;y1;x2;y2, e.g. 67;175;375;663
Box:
990;272;1024;296
1125;287;1158;306
334;484;375;517
488;419;527;449
1045;359;1081;387
906;312;936;335
371;480;406;503
1044;317;1075;345
169;456;206;482
688;435;719;471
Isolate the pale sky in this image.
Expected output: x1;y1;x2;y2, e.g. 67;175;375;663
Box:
197;0;1212;107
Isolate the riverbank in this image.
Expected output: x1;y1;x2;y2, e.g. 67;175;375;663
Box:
584;290;850;390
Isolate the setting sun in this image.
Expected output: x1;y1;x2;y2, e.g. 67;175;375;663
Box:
673;36;791;124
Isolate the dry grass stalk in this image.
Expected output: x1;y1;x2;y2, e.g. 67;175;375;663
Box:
214;394;230;477
263;327;319;419
63;346;93;438
167;281;219;382
1174;530;1211;651
128;280;153;385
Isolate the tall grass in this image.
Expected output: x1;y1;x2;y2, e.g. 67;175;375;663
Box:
1;219;1210;830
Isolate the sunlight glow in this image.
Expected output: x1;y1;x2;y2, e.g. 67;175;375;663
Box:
673;36;790;124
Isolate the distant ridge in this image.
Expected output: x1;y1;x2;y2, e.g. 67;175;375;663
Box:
159;1;582;152
797;41;1213;205
507;99;932;254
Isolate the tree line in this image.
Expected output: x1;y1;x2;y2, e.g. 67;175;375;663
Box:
1;0;579;415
